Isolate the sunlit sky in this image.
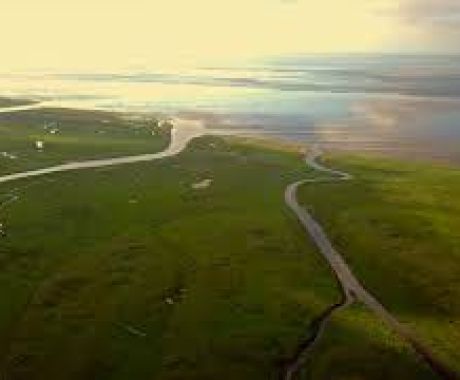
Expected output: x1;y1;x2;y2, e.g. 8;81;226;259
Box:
1;0;459;71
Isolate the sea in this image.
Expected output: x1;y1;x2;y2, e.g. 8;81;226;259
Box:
1;54;460;161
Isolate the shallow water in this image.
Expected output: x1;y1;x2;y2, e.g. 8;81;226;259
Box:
1;54;459;161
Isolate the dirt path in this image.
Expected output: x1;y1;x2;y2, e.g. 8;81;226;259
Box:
1;103;456;378
0;119;206;185
0;102;207;185
284;145;458;380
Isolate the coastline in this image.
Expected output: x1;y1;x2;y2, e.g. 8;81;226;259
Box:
0;97;458;378
0;97;38;108
1;96;459;169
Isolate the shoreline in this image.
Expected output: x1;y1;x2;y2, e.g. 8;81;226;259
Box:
0;97;458;378
0;117;205;184
0;96;459;169
0;97;38;108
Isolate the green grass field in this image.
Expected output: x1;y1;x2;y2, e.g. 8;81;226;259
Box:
0;108;170;175
298;153;460;374
0;129;342;379
304;303;441;380
0;108;455;379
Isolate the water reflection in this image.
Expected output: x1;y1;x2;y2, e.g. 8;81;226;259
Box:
1;55;459;162
313;96;460;162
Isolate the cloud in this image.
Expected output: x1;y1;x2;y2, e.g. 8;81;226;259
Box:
0;0;404;71
401;0;460;23
397;0;460;50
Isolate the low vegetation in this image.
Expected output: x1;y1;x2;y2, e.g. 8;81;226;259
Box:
0;108;170;175
305;304;437;380
0;108;456;379
298;153;460;374
0;129;340;379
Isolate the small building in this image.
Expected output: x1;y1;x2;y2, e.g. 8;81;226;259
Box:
35;140;44;150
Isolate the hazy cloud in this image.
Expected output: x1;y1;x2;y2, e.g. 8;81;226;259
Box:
398;0;460;49
402;0;460;24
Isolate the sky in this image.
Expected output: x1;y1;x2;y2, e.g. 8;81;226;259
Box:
1;0;459;71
